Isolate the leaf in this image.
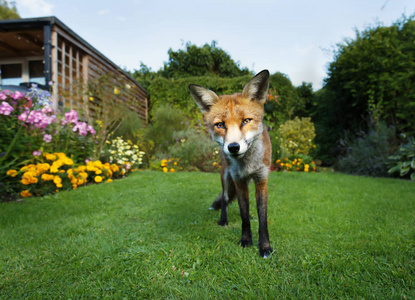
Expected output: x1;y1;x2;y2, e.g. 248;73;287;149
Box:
411;172;415;181
400;166;410;177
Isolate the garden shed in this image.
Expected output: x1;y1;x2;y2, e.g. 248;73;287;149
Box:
0;16;147;122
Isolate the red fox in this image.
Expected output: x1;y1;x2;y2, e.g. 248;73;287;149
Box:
189;70;272;258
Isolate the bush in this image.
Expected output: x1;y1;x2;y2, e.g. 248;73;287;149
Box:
165;126;220;172
336;122;394;177
275;117;317;159
143;104;188;153
388;136;415;180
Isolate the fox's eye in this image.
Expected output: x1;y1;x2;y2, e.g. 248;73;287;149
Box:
215;122;224;129
242;118;252;125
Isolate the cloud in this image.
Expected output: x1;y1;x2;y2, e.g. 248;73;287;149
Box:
17;0;54;16
98;9;110;15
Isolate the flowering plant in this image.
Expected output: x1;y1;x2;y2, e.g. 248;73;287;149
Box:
0;87;97;199
102;136;145;171
272;155;317;172
6;152;131;198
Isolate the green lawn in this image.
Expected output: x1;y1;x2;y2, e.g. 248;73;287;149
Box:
1;171;414;299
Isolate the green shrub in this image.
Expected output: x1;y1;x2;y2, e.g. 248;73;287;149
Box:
275;117;317;158
143;104;188;153
165;126;220;172
388;136;415;180
336;122;394;177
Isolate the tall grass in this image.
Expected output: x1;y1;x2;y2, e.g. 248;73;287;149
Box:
0;172;414;298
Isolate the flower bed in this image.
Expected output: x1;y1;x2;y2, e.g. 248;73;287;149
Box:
6;152;133;198
0;87;144;201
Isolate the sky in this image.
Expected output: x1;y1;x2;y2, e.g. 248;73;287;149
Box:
14;0;415;90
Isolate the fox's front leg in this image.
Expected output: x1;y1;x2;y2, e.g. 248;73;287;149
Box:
255;180;272;258
235;180;252;247
218;170;233;226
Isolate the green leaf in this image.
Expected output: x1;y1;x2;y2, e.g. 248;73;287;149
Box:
411;172;415;180
400;166;410;177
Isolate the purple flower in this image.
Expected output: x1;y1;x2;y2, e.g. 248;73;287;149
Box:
0;101;14;115
43;134;52;143
32;150;42;156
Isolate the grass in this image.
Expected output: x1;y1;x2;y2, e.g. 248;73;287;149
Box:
0;171;414;299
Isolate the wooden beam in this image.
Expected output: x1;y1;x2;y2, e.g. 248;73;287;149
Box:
0;40;20;55
16;33;44;48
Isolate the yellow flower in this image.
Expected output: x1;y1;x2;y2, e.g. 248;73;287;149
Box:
106;179;113;183
6;169;17;177
50;166;59;173
20;190;32;198
21;178;30;185
161;159;168;167
95;169;102;175
45;154;57;161
169;168;175;173
174;162;177;166
163;167;168;173
53;176;62;187
114;87;120;95
89;96;94;101
95;176;103;183
41;174;54;181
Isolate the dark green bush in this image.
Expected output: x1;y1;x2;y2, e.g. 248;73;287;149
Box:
336;122;395;177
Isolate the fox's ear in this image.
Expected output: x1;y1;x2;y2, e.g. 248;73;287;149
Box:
242;70;270;105
188;84;220;114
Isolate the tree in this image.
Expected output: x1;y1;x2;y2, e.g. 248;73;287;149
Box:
315;15;415;161
0;0;19;20
161;41;251;79
325;16;415;134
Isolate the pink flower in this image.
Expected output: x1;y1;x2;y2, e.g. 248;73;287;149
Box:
32;150;42;156
0;101;14;115
64;110;78;124
43;134;52;143
87;125;96;135
0;92;7;101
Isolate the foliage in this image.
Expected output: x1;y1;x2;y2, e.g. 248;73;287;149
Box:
143;104;188;153
388;136;415;180
0;0;19;20
1;172;414;298
272;155;317;172
264;73;314;130
160;41;251;79
336;122;395;177
166;126;221;172
319;15;415;159
147;75;252;119
275;117;317;159
79;72;141;159
4;152;131;199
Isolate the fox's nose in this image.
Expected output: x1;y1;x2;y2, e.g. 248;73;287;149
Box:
228;143;240;154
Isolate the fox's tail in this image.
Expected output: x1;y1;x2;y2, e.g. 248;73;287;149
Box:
209;180;237;210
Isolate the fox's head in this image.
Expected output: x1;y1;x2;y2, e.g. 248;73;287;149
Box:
189;70;270;159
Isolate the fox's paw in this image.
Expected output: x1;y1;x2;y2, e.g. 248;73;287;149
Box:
240;238;253;248
259;246;273;259
218;219;228;226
